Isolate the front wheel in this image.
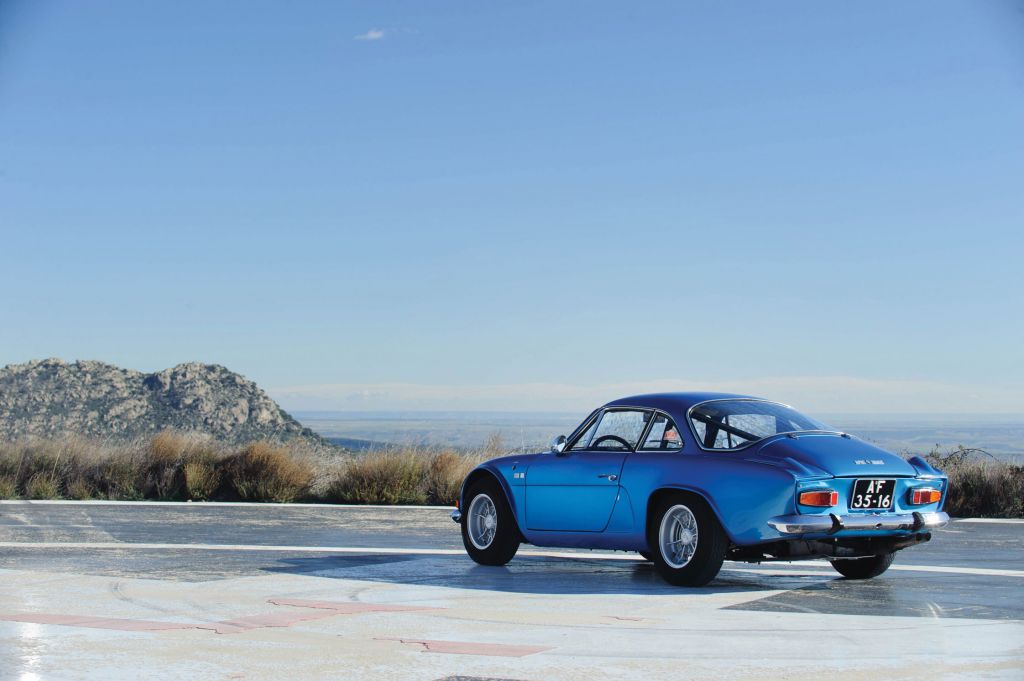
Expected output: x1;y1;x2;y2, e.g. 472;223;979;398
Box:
830;552;895;579
648;495;726;587
460;479;520;566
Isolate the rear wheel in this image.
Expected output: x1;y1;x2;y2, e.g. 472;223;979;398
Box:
460;478;520;566
648;494;726;586
830;552;895;579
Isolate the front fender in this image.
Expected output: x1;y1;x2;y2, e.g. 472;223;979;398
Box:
458;457;528;533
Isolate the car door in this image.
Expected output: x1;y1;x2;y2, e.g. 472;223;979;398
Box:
525;408;653;532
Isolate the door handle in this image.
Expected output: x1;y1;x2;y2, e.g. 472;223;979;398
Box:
598;474;618;481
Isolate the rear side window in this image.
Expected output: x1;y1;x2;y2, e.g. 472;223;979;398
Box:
640;414;683;451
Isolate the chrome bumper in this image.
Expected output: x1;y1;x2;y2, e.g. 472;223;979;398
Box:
450;509;461;523
768;511;949;535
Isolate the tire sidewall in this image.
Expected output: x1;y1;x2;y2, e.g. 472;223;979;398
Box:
461;479;520;566
831;552;895;579
647;494;726;586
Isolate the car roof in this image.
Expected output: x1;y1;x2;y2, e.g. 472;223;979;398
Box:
602;392;764;413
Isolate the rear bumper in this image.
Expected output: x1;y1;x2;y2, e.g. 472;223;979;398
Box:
768;511;949;535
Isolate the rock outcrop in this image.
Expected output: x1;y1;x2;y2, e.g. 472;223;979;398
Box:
0;359;327;446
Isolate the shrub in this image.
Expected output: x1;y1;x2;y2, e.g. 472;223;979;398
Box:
140;431;187;500
224;442;313;502
423;450;478;505
920;446;1024;518
183;451;221;501
942;461;1024;518
0;474;17;499
17;440;62;491
0;445;22;479
99;452;145;500
329;450;428;505
25;472;60;499
65;476;96;500
482;432;507;458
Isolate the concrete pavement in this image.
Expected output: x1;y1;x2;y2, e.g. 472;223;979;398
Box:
0;501;1021;680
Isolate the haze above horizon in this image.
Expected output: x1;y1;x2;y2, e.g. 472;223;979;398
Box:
2;1;1022;414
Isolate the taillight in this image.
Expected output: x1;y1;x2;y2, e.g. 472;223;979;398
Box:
799;490;838;507
909;488;942;505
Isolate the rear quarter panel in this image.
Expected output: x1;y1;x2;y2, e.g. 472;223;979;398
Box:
622;450;798;545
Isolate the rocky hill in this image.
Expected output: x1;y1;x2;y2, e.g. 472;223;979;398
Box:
0;359;328;447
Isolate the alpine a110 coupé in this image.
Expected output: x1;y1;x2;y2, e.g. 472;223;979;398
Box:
452;393;949;586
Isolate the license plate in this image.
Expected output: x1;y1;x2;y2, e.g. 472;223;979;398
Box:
850;479;895;510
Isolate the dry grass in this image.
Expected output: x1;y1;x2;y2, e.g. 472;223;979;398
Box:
1;434;1021;515
327;448;484;505
141;431;187;499
423;450;481;505
0;474;18;499
65;475;96;500
25;472;61;499
923;446;1023;518
330;450;427;504
183;452;221;501
224;442;314;503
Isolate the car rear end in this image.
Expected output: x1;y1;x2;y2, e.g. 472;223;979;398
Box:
768;460;949;537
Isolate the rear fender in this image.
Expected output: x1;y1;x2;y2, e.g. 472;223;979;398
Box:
642;469;796;545
646;485;731;542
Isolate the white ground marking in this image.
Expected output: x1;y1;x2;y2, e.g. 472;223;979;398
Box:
0;499;453;509
1;500;1018;523
2;541;1022;578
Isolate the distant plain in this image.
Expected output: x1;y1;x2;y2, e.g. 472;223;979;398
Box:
296;411;1024;462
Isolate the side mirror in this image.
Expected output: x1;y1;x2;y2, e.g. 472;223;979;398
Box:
550;435;567;455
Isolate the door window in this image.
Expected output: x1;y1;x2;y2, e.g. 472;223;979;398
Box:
567;416;600;451
571;409;651;451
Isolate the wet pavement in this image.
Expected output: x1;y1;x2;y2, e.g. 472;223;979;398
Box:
0;501;1021;680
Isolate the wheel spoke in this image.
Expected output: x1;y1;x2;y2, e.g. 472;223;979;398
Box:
467;494;498;550
659;504;699;569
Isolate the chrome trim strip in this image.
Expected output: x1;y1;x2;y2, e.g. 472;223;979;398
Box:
768;511;949;534
450;509;462;523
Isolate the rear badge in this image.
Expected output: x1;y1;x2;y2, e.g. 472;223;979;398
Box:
854;459;885;465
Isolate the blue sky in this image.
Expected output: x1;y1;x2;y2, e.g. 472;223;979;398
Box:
1;1;1022;413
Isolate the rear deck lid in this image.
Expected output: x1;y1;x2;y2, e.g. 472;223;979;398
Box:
756;432;916;478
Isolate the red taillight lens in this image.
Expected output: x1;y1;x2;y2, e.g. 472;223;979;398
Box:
910;488;942;505
799;490;838;507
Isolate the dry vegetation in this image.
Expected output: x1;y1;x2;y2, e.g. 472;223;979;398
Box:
920;445;1023;518
0;431;488;506
0;434;1019;517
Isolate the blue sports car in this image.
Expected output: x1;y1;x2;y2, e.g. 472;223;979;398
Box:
452;393;948;586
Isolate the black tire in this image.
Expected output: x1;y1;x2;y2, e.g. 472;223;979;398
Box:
830;552;895;579
638;551;654;562
647;494;727;587
460;478;520;566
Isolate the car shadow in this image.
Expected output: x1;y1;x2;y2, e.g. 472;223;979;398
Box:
725;569;1024;620
260;552;819;596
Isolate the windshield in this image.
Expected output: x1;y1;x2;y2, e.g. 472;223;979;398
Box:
688;399;830;450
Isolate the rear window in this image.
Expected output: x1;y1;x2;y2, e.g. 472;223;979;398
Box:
689;400;828;450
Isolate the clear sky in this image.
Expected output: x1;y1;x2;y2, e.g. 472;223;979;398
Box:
1;1;1022;414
